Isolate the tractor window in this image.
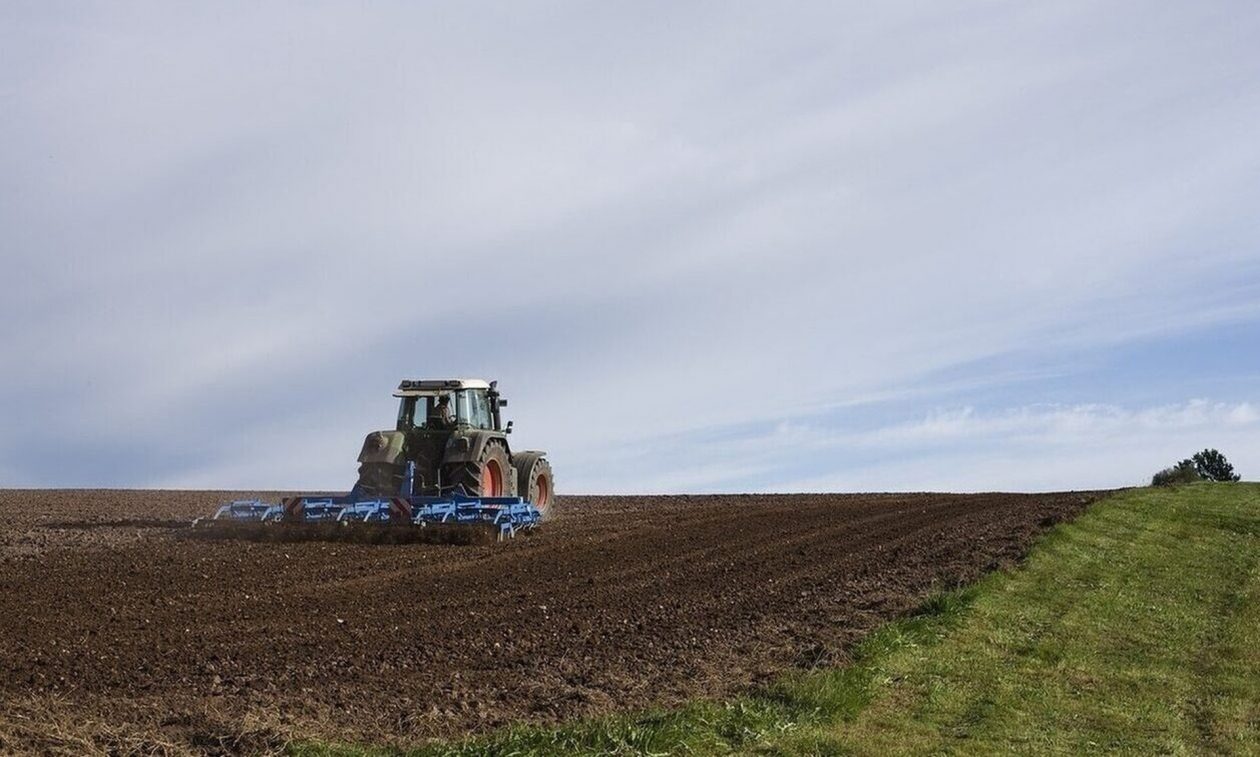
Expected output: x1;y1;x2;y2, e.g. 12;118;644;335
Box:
468;389;493;429
425;395;454;428
451;391;470;427
449;389;494;429
399;396;460;430
400;391;492;430
396;397;417;431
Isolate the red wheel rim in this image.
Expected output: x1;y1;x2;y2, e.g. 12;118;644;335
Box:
535;474;549;509
481;459;503;496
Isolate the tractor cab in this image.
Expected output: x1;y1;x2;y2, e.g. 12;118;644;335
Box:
393;379;507;433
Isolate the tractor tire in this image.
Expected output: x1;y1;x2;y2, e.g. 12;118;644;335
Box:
357;462;404;497
444;440;512;498
512;452;555;515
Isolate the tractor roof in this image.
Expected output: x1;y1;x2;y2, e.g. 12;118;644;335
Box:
393;378;491;397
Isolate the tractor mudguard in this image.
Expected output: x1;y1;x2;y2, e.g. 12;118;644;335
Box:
442;430;510;466
357;430;407;465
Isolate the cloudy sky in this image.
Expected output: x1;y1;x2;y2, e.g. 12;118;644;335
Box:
3;2;1258;493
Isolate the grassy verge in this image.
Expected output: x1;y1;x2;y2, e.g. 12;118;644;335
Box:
296;484;1259;756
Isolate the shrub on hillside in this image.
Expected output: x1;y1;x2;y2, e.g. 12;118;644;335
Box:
1192;448;1241;482
1152;460;1201;487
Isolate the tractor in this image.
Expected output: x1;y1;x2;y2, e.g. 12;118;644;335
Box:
191;378;554;543
357;379;554;512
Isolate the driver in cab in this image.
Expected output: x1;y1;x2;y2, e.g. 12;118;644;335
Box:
428;394;455;429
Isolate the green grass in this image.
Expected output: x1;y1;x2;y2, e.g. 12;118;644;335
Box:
295;484;1260;756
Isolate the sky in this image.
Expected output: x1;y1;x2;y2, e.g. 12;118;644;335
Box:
2;1;1259;493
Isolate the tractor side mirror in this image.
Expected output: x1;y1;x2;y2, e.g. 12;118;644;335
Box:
505;421;514;434
498;399;508;407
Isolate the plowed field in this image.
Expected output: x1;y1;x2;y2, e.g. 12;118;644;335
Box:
0;489;1102;753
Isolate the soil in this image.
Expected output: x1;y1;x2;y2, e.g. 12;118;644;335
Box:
0;489;1103;754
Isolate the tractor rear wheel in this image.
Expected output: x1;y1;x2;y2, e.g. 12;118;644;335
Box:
445;441;512;497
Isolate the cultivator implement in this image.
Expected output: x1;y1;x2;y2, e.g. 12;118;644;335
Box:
190;483;543;545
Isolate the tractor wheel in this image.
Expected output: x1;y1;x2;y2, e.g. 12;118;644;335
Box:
445;441;512;498
513;453;555;515
357;462;404;497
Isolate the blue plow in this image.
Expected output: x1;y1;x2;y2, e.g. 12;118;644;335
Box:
192;466;542;544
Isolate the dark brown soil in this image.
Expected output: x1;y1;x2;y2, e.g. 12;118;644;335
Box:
0;489;1103;754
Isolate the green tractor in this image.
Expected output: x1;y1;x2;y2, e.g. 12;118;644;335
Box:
355;379;555;513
